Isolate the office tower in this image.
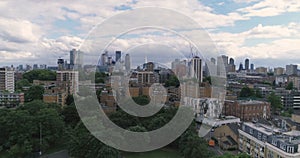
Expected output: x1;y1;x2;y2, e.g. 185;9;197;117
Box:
115;51;121;62
39;64;47;70
217;55;228;76
33;64;38;70
70;49;83;69
57;59;65;71
144;62;155;72
172;59;180;70
227;58;236;73
245;59;250;71
125;53;131;71
108;57;113;65
250;64;254;71
190;56;203;82
219;55;228;65
238;63;243;71
229;58;234;65
286;64;298;75
211;58;216;65
0;68;15;93
18;65;23;71
101;51;108;66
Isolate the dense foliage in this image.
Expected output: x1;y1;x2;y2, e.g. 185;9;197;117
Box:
25;85;44;102
23;70;56;83
268;92;283;114
0;101;64;158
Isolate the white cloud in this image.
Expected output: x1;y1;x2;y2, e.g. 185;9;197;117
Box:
238;0;300;17
210;22;300;63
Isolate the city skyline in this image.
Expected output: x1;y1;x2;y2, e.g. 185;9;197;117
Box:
0;1;300;68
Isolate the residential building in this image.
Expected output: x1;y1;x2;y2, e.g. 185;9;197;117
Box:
0;92;24;108
274;67;285;76
56;71;79;95
213;123;239;150
239;122;300;158
0;67;15;93
189;56;203;82
256;67;268;74
286;64;298;76
288;75;300;90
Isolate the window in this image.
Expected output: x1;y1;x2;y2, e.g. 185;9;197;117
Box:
262;135;267;142
258;132;262;140
279;143;286;151
250;128;254;135
272;139;277;146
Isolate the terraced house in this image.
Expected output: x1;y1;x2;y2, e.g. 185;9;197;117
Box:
239;122;300;158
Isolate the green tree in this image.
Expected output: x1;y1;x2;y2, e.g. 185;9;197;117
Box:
203;76;212;85
165;75;180;87
268;92;283;114
286;82;294;90
61;103;80;128
65;95;74;106
0;101;65;157
132;95;150;106
239;87;254;98
179;125;213;158
25;85;44;102
67;122;121;158
23;69;56;83
16;79;31;91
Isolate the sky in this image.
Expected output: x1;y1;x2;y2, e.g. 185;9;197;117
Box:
0;0;300;68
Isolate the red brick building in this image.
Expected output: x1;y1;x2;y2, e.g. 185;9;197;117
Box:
223;100;271;121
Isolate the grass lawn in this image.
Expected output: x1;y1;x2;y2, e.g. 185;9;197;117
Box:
123;148;182;158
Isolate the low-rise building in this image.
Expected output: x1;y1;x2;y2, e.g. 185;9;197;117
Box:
224;100;271;121
239;122;300;158
213;123;239;150
0;92;24;108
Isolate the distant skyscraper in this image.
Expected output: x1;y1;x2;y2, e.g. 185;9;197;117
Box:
250;64;254;71
229;58;234;65
245;59;250;71
115;51;121;62
211;58;216;65
57;59;65;71
238;63;243;71
190;56;203;82
0;68;15;93
18;65;23;71
101;51;108;66
40;64;47;69
70;49;83;69
125;53;131;71
217;55;228;76
286;64;298;75
33;64;38;70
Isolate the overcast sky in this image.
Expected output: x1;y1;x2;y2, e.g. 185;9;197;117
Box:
0;0;300;68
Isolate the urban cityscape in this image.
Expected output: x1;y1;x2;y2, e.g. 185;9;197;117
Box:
1;1;300;158
1;48;300;158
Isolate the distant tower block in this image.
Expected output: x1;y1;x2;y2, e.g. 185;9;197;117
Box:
115;51;121;62
125;53;131;71
245;59;250;70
